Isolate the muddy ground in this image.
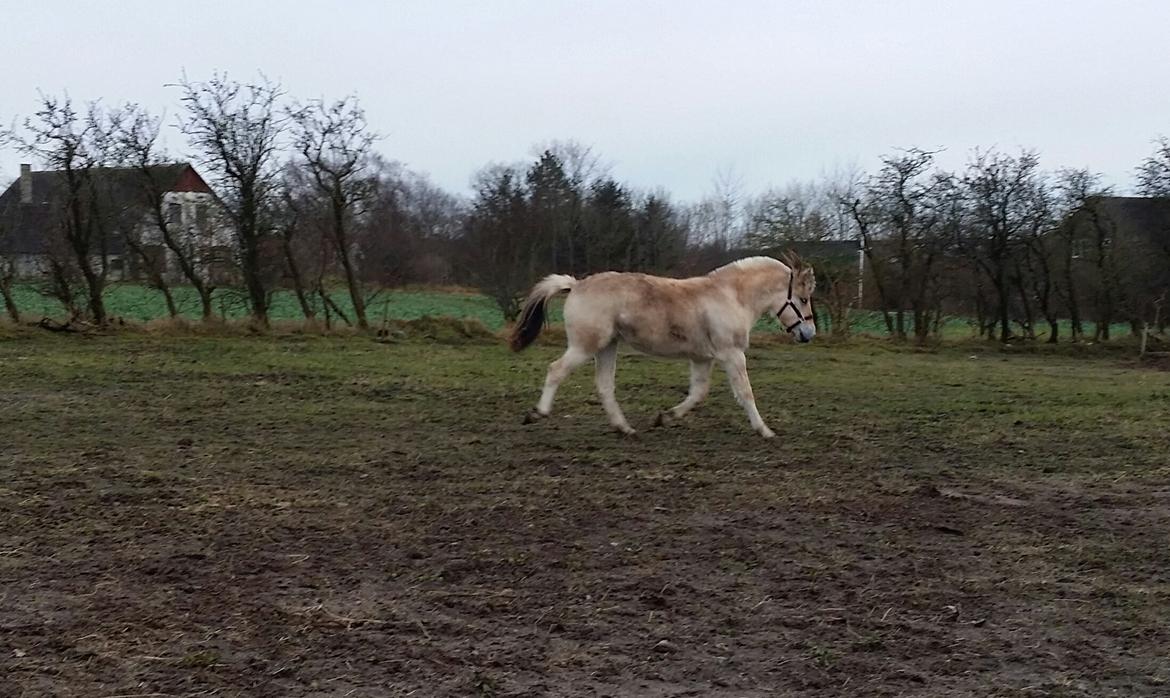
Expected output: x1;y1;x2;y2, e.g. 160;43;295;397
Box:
1;333;1168;696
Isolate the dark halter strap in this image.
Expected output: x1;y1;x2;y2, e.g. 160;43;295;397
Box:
778;271;814;332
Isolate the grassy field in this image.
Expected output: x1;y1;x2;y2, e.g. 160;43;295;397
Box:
1;330;1168;696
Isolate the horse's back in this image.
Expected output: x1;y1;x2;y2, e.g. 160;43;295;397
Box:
564;271;727;358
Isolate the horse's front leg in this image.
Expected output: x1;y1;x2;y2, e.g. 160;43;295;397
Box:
719;350;775;439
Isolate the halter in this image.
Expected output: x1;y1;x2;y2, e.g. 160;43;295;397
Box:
777;271;814;332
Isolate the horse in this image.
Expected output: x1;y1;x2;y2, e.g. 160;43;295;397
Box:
509;253;816;438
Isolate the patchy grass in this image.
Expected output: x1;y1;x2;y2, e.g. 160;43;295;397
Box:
1;335;1168;696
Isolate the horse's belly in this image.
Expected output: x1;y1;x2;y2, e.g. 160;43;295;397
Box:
620;331;712;360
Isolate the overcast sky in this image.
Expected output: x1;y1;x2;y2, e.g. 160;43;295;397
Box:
2;0;1168;200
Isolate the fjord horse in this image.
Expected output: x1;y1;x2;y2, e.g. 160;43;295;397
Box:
510;254;816;438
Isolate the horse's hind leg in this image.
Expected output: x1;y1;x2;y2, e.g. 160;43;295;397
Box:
655;359;713;427
527;346;592;422
719;350;775;439
594;341;635;435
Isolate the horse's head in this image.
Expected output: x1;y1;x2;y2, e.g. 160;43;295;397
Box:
773;253;817;343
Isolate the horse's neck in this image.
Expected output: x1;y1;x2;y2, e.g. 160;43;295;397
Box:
724;266;786;316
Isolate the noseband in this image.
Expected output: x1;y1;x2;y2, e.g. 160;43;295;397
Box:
778;272;813;332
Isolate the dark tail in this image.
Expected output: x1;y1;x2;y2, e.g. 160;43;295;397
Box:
509;274;577;351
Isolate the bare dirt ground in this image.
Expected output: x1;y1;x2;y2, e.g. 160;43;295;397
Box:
1;332;1168;696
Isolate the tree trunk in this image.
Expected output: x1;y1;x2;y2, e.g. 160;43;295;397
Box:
1026;244;1057;343
974;289;987;339
0;281;19;323
47;259;79;317
1062;252;1082;341
1014;274;1035;340
996;266;1010;343
321;288;352;326
160;284;178;318
913;308;929;343
332;202;367;330
1096;295;1112;341
855;232;894;335
826;284;850;337
292;282;315;321
241;229;269;327
283;235;316;320
79;264;106;325
199;289;215;322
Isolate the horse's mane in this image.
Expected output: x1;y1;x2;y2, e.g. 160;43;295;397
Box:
710;252;803;276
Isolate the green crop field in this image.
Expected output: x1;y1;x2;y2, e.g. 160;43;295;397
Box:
10;283;508;328
9;282;1135;340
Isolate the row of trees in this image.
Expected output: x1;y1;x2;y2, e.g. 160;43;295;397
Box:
846;148;1169;342
2;74;1169;342
709;148;1170;344
460;148;691;318
0;76;462;329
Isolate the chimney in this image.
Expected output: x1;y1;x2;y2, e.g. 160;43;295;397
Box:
20;164;32;204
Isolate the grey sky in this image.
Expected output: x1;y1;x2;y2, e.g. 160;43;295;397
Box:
2;0;1168;200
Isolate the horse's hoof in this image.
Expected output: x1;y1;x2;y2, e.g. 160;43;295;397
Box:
523;409;547;425
653;411;674;428
758;427;776;439
614;425;638;437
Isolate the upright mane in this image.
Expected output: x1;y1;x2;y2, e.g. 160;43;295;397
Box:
709;255;787;276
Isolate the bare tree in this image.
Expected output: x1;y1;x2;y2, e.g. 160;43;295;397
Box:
1086;201;1122;340
115;205;179;318
1136;136;1170;196
114;105;220;320
959;148;1044;342
290;96;378;329
849;149;953;341
1052;169;1111;341
0;191;19;322
744;182;831;245
177;73;288;326
276;183;317;322
6;95;120;324
1135;137;1170;332
1014;177;1059;341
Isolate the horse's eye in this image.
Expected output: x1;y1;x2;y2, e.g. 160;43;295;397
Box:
799;297;809;305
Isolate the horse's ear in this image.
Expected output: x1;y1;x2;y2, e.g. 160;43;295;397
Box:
780;248;804;270
798;266;816;291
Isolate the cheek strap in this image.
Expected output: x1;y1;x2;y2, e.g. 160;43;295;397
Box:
778;273;814;332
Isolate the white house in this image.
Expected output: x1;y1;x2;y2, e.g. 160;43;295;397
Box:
0;163;234;283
